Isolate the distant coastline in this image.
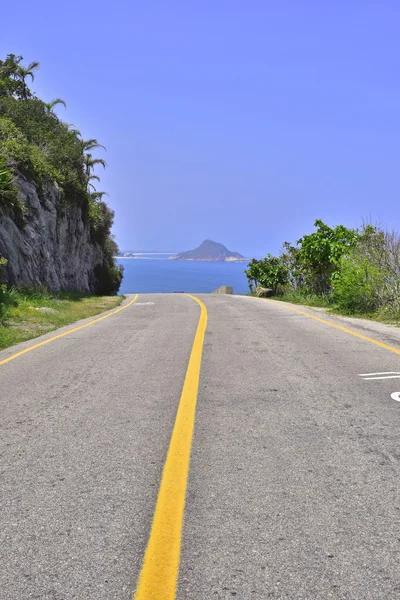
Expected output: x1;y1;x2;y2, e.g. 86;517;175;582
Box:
168;256;248;262
117;242;250;263
118;252;176;257
116;253;249;262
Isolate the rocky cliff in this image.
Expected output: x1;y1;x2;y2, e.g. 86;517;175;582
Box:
0;173;103;292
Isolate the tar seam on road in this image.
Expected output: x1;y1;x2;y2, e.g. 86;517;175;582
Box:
265;299;400;355
133;294;208;600
0;294;139;367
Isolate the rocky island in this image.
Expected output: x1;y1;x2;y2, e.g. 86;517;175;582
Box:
170;239;247;262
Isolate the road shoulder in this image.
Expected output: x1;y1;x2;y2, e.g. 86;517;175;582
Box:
0;293;134;362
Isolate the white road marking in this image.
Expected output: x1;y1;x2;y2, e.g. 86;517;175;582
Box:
359;372;400;380
362;375;400;380
359;372;400;376
391;392;400;402
134;302;155;306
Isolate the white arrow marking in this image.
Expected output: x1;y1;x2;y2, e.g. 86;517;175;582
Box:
391;392;400;402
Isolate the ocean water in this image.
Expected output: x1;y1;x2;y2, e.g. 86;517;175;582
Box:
117;254;250;295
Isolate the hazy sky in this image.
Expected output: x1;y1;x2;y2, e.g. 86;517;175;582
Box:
2;1;399;257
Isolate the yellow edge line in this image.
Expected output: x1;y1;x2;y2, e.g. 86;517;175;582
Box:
0;294;139;366
134;293;208;600
264;298;400;355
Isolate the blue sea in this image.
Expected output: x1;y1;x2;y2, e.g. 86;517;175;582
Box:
117;254;249;295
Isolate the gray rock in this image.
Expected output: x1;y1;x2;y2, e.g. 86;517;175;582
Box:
33;307;58;314
0;174;103;292
255;286;274;297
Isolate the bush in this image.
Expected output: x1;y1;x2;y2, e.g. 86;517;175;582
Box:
0;257;16;318
0;151;17;201
244;255;289;294
247;220;400;321
94;263;123;295
333;252;388;313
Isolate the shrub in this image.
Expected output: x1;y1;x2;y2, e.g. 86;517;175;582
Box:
0;256;15;318
244;255;289;294
94;263;123;295
333;252;388;313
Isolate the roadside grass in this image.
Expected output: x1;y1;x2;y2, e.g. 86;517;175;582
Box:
260;292;400;326
0;290;124;351
273;291;333;308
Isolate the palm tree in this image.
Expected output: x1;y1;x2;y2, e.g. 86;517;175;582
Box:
17;61;40;100
63;124;81;137
44;98;67;113
87;174;101;191
83;154;107;176
81;138;106;153
68;128;81;137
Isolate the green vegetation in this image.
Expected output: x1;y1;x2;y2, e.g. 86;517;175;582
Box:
0;287;123;351
245;220;400;323
0;53;123;296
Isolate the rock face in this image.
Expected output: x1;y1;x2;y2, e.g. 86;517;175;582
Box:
0;174;103;292
171;239;246;262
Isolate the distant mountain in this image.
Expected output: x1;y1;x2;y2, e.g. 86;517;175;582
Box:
170;239;247;262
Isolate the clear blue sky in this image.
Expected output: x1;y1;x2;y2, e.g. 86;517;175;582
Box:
2;1;399;257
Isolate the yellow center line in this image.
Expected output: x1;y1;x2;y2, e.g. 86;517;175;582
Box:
264;298;400;355
133;293;207;600
0;294;139;367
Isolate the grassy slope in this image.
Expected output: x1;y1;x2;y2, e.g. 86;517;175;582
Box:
0;291;123;351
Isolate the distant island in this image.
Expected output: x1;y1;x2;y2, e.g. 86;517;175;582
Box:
170;239;248;262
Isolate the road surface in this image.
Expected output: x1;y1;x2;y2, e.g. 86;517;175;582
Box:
1;293;400;599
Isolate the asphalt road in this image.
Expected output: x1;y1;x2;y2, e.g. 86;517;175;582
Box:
1;293;400;599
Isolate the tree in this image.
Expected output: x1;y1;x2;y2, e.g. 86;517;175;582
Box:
259;254;289;294
244;259;263;292
0;54;27;98
280;241;303;289
245;255;289;294
295;219;359;293
0;55;40;100
0;54;21;78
